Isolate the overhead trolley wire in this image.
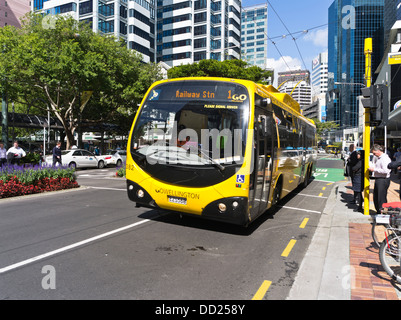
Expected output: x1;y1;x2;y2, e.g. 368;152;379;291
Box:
266;0;309;71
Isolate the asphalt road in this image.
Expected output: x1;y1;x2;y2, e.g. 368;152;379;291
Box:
0;155;342;300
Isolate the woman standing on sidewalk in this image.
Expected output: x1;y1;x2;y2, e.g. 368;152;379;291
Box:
352;151;364;213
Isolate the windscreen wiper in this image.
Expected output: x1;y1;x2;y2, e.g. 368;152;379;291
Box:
197;148;225;172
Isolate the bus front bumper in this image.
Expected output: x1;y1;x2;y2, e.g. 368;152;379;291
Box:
126;180;249;225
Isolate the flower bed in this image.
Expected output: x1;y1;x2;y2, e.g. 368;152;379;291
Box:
0;165;79;199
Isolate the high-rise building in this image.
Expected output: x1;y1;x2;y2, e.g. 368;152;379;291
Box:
327;0;385;129
309;52;329;122
397;0;401;19
32;0;242;66
0;0;30;27
384;0;397;45
311;52;329;96
32;0;155;62
157;0;241;67
241;3;268;69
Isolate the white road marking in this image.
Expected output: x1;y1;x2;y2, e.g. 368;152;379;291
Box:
87;186;126;191
0;219;150;274
297;193;328;199
278;205;322;214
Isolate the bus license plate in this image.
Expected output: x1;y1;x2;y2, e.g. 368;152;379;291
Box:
168;196;187;205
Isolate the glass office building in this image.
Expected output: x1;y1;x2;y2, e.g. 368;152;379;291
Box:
398;0;401;20
241;4;268;69
327;0;385;129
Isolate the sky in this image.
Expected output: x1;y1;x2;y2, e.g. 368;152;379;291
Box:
242;0;335;84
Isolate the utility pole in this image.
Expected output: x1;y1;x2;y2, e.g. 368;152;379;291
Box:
363;38;372;216
1;91;7;148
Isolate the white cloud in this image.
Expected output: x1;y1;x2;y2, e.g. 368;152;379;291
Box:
265;56;302;87
303;28;328;48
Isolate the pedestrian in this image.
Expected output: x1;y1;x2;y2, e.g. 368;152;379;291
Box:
369;144;392;213
351;151;364;212
346;144;358;182
0;142;6;168
52;141;62;167
388;153;401;201
6;141;26;166
393;147;401;161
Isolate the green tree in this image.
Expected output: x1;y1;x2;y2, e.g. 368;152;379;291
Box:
312;118;340;141
167;59;273;84
0;13;162;149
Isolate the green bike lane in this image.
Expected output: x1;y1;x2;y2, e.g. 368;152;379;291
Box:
313;157;347;183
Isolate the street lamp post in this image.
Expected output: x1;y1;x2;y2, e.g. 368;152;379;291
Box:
1;91;7;148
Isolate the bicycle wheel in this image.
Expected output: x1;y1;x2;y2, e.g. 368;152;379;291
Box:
372;220;391;248
379;232;401;284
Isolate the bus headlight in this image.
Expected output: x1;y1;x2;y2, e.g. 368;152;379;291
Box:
218;203;227;212
137;189;145;198
232;201;239;209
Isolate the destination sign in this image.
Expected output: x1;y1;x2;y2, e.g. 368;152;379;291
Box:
147;80;249;104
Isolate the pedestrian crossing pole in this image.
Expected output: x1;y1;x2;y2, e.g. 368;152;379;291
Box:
363;38;372;216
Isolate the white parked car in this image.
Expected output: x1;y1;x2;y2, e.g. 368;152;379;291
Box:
96;150;125;167
45;149;104;169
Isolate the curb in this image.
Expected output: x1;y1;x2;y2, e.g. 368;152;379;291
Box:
0;185;88;203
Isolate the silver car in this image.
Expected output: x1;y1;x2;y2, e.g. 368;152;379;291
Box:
45;149;104;169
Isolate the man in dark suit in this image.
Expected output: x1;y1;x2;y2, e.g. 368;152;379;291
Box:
52;141;62;167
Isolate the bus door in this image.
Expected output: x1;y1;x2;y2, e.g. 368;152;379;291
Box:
250;109;274;218
299;125;307;179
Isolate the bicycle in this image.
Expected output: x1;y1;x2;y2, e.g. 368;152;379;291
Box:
371;203;401;248
376;212;401;284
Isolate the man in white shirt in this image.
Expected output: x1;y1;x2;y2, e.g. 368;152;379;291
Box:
0;142;6;167
369;144;392;213
6;141;26;165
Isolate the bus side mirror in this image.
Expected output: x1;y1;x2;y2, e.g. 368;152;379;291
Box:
262;98;272;108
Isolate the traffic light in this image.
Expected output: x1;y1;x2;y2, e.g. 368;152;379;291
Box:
360;86;375;109
360;84;389;127
373;84;389;127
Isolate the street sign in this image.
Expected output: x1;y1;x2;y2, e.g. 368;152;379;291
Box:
389;53;401;65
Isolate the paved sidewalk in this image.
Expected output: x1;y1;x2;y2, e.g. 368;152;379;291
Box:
288;176;401;300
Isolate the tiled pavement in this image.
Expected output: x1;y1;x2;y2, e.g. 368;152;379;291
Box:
348;179;401;300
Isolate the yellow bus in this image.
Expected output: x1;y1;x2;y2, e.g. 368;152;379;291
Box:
126;77;317;226
325;145;337;154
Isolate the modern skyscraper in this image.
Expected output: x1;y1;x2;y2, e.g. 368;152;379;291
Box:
309;52;329;122
241;3;268;69
0;0;30;27
32;0;242;66
311;52;329;96
327;0;385;129
157;0;241;67
397;0;401;19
